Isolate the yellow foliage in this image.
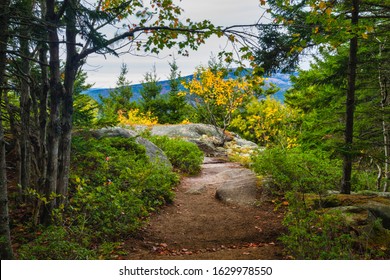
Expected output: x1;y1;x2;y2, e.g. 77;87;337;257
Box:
287;137;299;149
177;91;187;97
325;8;332;16
180;118;191;124
118;109;158;126
230;97;299;147
182;68;258;115
182;67;264;132
319;1;327;10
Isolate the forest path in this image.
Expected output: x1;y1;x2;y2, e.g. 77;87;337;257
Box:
122;157;286;260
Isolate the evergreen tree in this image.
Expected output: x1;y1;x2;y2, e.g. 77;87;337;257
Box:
140;64;162;107
256;0;390;193
165;59;190;123
286;42;390;191
139;65;165;122
98;63;135;126
73;70;98;128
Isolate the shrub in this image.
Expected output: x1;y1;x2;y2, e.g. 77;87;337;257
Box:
280;197;355;260
118;108;158;125
69;135;178;241
17;134;180;259
230;96;300;147
281;192;387;260
251;147;342;194
351;169;380;193
148;135;204;175
18;226;96;260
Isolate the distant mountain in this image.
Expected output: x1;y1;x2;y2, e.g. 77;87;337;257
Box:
265;72;296;101
82;70;295;103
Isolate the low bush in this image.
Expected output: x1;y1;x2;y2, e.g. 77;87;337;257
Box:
18;226;96;260
280;199;355;260
18;134;180;259
69;135;178;241
281;192;387;260
251;147;342;194
148;135;204;175
252;147;387;259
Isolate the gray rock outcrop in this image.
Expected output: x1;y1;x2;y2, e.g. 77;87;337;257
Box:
360;201;390;229
180;157;261;206
92;127;171;168
132;123;260;157
214;168;259;206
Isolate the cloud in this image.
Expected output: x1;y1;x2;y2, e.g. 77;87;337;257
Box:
83;0;265;88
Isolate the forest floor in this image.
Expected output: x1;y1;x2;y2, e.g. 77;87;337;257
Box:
122;157;288;260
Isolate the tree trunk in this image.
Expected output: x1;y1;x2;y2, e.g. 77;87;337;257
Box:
0;0;14;260
341;0;359;194
3;94;21;190
38;0;49;190
19;4;33;195
41;0;64;224
30;0;50;226
378;41;389;192
57;0;78;206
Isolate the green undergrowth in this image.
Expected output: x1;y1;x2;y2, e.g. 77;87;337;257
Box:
252;147;342;195
251;147;388;259
280;192;387;259
147;135;204;175
18;134;180;259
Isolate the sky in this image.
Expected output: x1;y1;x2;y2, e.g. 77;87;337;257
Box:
82;0;269;88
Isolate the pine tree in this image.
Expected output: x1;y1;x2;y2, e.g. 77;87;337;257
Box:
98;63;135;126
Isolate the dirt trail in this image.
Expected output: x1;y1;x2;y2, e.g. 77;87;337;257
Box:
123;157;286;260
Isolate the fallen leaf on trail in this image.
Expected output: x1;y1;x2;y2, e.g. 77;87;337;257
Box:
255;226;263;232
243;252;250;255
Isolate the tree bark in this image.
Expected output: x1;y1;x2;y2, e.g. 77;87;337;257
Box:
3;94;21;190
58;0;78;206
38;0;49;191
378;41;389;192
41;0;64;224
19;0;33;195
341;0;359;194
0;0;14;260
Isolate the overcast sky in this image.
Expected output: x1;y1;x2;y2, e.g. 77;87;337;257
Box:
82;0;269;88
